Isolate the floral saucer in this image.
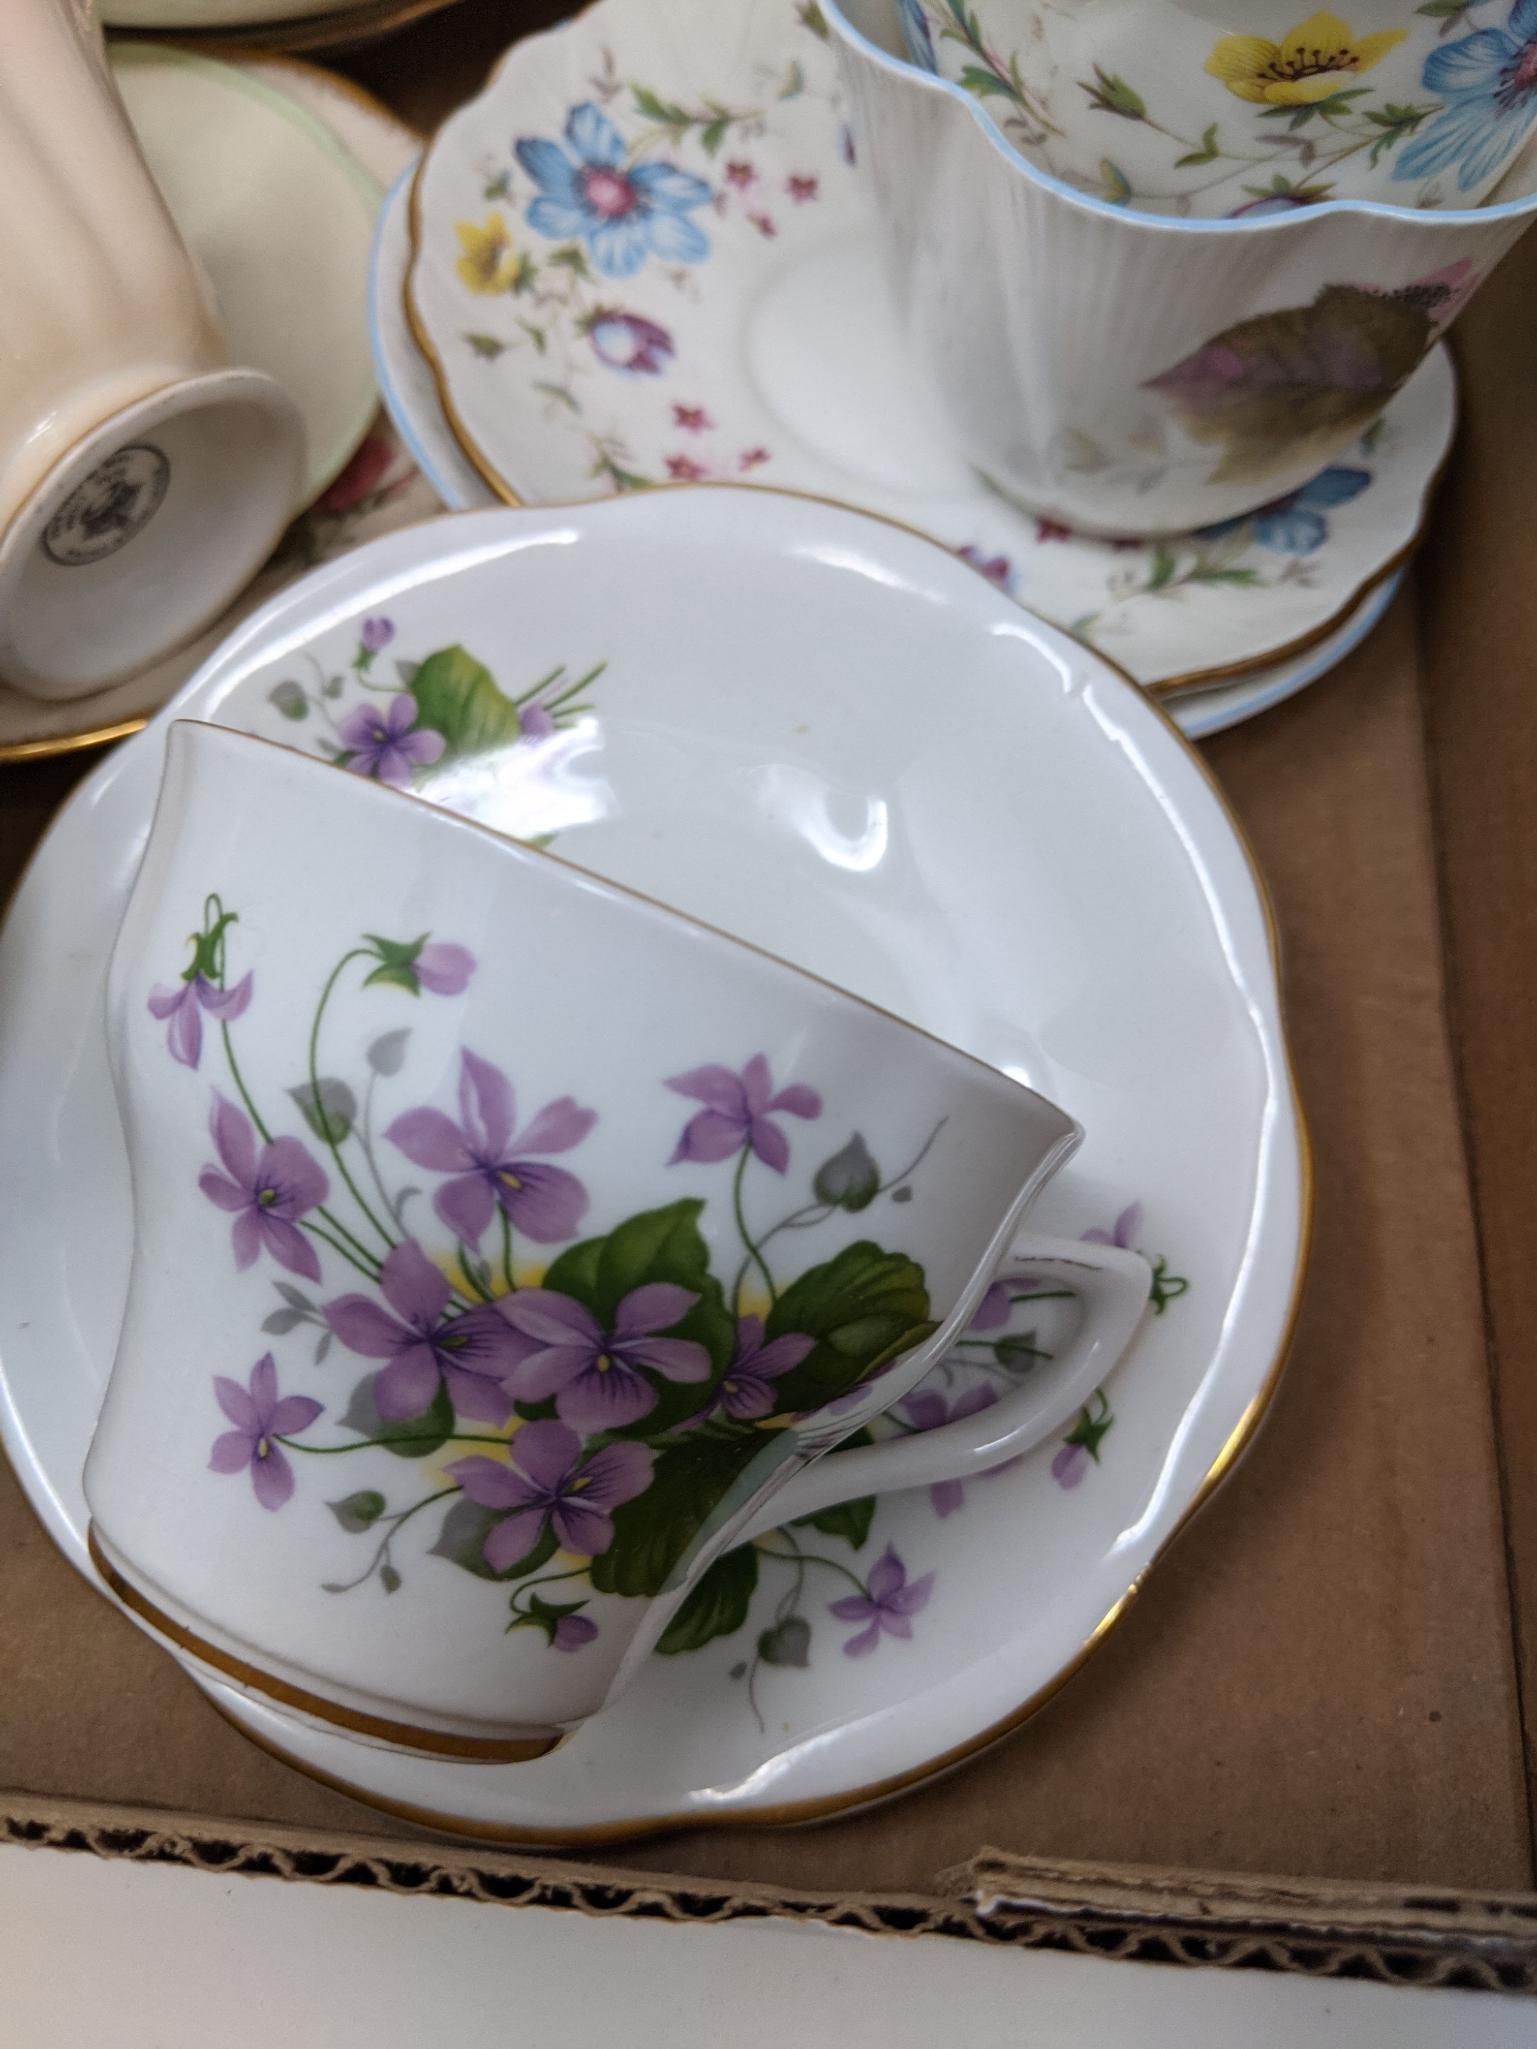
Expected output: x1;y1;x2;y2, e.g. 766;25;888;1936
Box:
397;0;1453;695
0;58;438;766
0;489;1304;1840
372;167;1410;739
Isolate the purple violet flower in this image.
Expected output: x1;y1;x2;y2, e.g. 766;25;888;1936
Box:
665;1054;821;1173
449;1421;654;1571
1052;1442;1089;1489
323;1239;520;1421
553;1613;599;1651
829;1545;934;1658
360;616;395;653
701;1315;813;1422
208;1353;322;1511
198;1094;329;1281
968;1279;1016;1332
497;1284;712;1431
1083;1201;1143;1251
385;1049;595;1247
586;309;675;375
337;693;445;787
903;1384;1020;1516
414;942;475;996
146;969;252;1070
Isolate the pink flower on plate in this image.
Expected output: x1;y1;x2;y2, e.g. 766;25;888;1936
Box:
666;454;707;480
673;403;712;432
738;447;771;471
787;174;819;202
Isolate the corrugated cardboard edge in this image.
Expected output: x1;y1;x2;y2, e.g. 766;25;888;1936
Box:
6;1794;1535;1993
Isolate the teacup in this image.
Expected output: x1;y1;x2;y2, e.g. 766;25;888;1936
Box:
828;0;1537;533
0;0;304;701
900;0;1537;216
85;720;1149;1758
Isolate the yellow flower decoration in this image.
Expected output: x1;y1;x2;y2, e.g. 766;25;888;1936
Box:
454;213;528;295
1205;11;1406;106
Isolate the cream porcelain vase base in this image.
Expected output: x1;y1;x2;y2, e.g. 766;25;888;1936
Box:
0;490;1305;1841
0;55;426;753
0;369;304;701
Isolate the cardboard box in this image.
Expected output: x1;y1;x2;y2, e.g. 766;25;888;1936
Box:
4;0;1537;1989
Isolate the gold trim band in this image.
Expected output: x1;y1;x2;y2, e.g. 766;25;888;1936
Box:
87;1526;565;1765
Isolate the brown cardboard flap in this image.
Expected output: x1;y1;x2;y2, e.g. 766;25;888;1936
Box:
8;1792;1536;1992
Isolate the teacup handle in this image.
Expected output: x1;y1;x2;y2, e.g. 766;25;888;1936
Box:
737;1235;1151;1541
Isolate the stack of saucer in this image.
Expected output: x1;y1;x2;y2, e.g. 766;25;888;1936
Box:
365;0;1537;737
100;0;468;57
0;44;440;763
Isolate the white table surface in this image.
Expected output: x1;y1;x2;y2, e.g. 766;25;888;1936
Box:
4;1842;1536;2047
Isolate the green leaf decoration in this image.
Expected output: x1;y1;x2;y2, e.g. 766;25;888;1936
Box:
288;1076;357;1145
958;63;1015;98
362;932;427;996
1146;543;1178;593
1099;159;1132;206
590;1432;768;1599
813;1134;880;1213
1175;123;1220;168
380;1563;402;1594
765;1241;936;1412
464;332;506;359
367;1028;411;1076
407;645;525;763
269;679;308;720
656;1544;759;1653
757;1615;811;1668
792;1494;875;1550
1145;285;1435;484
431;1497;560;1582
339;1374;455;1460
328;1489;386;1533
1083;66;1145;119
797;2;829;38
541;1200;736;1434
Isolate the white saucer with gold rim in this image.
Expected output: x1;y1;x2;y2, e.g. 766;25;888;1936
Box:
391;0;1453;702
0;488;1305;1841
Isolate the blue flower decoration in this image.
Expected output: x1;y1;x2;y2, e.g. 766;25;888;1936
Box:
898;0;939;72
1200;466;1371;554
1396;0;1537;194
514;102;712;279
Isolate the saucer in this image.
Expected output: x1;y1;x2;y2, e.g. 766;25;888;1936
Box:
0;489;1305;1840
0;58;436;766
372;168;1412;738
102;0;468;49
397;0;1453;695
111;44;380;508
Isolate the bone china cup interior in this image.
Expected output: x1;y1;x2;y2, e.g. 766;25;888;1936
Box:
827;0;1537;534
85;719;1108;1757
900;0;1537;215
